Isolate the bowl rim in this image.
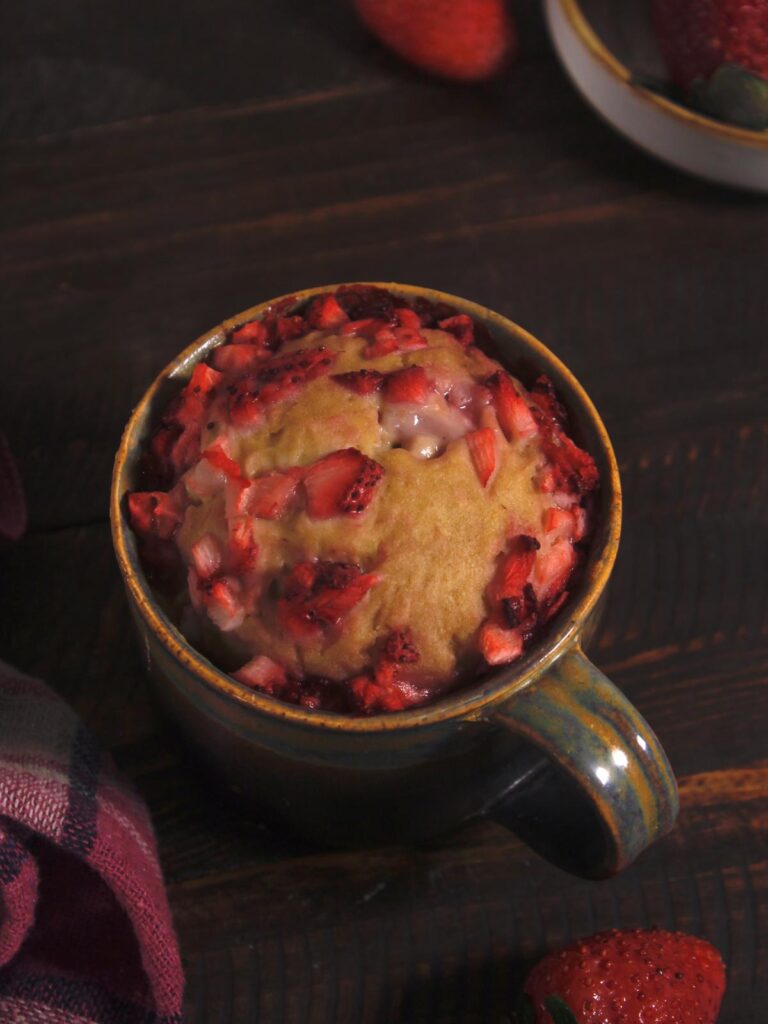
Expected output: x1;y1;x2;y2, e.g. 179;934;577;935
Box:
558;0;768;151
111;282;622;734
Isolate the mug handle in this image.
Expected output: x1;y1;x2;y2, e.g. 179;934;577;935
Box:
487;645;678;879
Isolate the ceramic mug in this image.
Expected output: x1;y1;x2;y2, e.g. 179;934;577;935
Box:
111;283;678;879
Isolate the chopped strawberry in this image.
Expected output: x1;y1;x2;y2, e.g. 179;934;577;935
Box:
543;505;587;542
210;345;268;375
393;326;429;351
479;621;523;665
529;374;567;428
491;534;540;601
365;327;400;358
241;471;301;519
438;313;474;347
228;383;263;429
340;317;391;338
198;574;245;632
394;307;422;331
532;539;576;604
543;433;599;495
305;293;349;330
228;518;259;573
258;345;337;392
274;315;308;344
187;362;223;397
348;673;428;714
233;655;288;694
541;588;569;624
127;491;183;540
501;582;538;630
486;371;538;441
231;320;269;347
277;560;380;640
303;448;384;518
190;532;223;579
332;369;385;395
465;427;497;486
384;627;420;664
202;446;243;480
383;366;431;404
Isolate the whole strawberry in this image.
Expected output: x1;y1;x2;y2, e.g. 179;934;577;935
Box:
519;928;725;1024
353;0;517;83
651;0;768;128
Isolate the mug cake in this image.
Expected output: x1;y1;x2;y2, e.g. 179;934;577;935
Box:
126;285;599;714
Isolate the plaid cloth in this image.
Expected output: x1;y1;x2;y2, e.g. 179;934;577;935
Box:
0;661;184;1023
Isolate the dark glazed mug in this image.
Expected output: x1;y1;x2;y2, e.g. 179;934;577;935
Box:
111;283;678;879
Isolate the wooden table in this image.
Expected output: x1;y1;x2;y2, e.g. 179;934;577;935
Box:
2;2;766;1019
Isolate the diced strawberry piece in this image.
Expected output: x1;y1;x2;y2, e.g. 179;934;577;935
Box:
231;320;269;347
532;539;576;603
486;371;538;441
541;589;569;624
202;446;243;480
332;369;385;395
348;673;428;714
228;383;263;429
438;313;474;347
210;345;268;375
303;448;384;518
233;655;288;694
127;491;183;540
492;534;540;601
364;327;399;358
479;621;523;665
465;427;497;486
241;471;301;519
536;465;558;494
543;506;575;538
393;326;429;351
394;307;422;331
190;532;222;579
199;575;245;632
335;284;397;322
169;424;202;475
188;362;223;397
228;518;259;572
543;434;599;495
501;582;538;630
305;294;349;330
571;505;587;542
277;560;380;640
384;627;420;664
529;374;567;427
383;366;431;404
274;315;307;343
341;317;390;338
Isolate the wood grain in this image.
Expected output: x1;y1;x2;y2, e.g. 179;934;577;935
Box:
0;0;766;1019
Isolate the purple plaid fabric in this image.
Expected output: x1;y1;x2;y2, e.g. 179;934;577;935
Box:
0;662;184;1023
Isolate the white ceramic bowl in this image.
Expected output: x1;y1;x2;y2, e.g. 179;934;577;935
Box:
546;0;768;192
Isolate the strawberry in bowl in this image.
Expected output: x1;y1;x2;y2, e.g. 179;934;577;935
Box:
125;284;599;716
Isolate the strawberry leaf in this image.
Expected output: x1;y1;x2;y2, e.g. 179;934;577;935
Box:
544;995;579;1024
512;992;536;1024
690;64;768;130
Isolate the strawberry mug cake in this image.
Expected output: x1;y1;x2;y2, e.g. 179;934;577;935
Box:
127;285;598;715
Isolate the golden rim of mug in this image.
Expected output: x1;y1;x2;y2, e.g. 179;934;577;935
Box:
111;283;622;734
558;0;768;150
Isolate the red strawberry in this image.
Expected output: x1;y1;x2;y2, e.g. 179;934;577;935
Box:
384;627;420;664
274;315;308;344
341;317;392;338
479;620;523;665
303;448;384;518
487;371;539;441
193;572;245;632
542;434;599;496
277;560;380;639
335;284;398;321
354;0;517;83
531;539;576;605
383;366;431;404
233;654;288;694
365;326;400;358
332;369;385;395
230;320;269;348
348;671;428;714
187;362;223;397
189;532;222;579
210;344;268;375
438;313;474;347
241;470;301;519
305;293;349;330
491;534;540;601
228;517;259;573
201;445;243;480
521;928;726;1024
228;382;264;429
127;491;183;540
465;427;497;486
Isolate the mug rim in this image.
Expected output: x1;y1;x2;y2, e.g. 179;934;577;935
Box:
111;283;622;734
